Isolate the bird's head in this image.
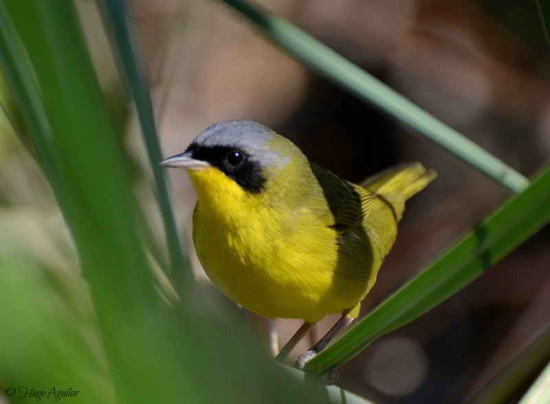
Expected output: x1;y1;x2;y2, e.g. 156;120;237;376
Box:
161;120;312;210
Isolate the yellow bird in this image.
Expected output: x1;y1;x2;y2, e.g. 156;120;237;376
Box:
162;120;435;364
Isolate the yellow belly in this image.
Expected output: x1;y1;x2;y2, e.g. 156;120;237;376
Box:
186;164;381;322
192;202;367;322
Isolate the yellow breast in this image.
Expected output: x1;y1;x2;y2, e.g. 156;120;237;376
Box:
189;166;368;322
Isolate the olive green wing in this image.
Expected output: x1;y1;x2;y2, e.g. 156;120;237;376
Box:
310;163;374;233
310;163;376;286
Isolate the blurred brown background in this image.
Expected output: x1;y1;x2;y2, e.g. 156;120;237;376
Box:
79;0;550;402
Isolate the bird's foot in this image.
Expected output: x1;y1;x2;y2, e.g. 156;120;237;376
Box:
297;349;318;370
296;350;340;385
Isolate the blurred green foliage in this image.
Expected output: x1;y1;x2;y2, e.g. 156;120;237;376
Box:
0;0;336;403
0;0;549;403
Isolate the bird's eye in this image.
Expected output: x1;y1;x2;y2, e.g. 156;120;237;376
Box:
225;150;246;168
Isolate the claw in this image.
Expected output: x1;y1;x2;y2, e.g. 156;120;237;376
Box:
296;349;318;370
296;350;340;385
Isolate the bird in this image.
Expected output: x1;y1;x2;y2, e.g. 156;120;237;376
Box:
161;120;436;365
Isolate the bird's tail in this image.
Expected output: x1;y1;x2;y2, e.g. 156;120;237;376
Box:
361;163;436;217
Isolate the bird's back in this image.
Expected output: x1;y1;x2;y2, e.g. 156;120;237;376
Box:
311;162;436;317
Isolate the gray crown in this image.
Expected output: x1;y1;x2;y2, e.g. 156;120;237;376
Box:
192;120;289;167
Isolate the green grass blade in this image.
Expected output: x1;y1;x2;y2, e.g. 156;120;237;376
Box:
306;165;550;375
98;0;191;284
519;360;550;404
219;0;529;193
0;0;80;239
0;1;58;186
1;1;174;400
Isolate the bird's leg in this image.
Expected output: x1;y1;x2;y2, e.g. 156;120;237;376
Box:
276;321;313;362
297;310;352;370
311;311;352;352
